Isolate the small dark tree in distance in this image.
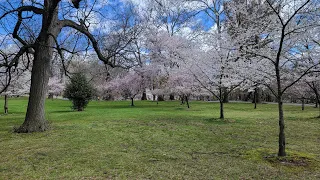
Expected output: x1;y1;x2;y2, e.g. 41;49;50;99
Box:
64;73;94;111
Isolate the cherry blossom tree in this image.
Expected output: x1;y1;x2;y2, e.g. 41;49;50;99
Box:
167;72;199;108
0;38;31;114
107;71;145;106
231;0;320;156
183;1;245;119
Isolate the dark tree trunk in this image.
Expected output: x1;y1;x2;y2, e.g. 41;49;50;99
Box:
4;95;8;114
222;88;229;103
277;96;286;156
131;98;134;106
301;98;305;111
254;89;257;109
15;3;60;133
153;95;156;101
169;94;175;100
15;45;51;132
185;96;190;108
253;87;261;109
77;106;84;111
180;96;184;105
219;101;224;119
48;93;54;100
157;95;164;101
141;90;147;100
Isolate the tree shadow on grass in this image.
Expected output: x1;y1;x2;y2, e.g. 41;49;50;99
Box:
204;118;236;124
48;110;73;114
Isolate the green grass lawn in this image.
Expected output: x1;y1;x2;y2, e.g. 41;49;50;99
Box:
0;98;319;179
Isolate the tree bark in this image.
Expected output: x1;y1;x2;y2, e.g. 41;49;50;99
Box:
185;96;190;108
15;45;51;132
301;98;305;111
131;98;134;106
219;101;224;119
15;3;60;133
4;95;8;114
277;96;286;156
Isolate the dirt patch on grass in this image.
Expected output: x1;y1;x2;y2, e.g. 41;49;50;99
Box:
264;155;310;167
246;148;318;168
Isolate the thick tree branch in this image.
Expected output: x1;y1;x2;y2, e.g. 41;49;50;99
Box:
0;6;44;20
60;19;117;67
281;62;320;94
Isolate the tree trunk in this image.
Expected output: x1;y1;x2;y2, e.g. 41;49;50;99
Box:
4;95;8;114
15;4;60;133
185;96;190;108
77;106;84;111
219;101;224;119
169;94;175;100
48;93;54;100
141;90;147;100
301;98;305;111
222;88;229;103
157;95;164;101
253;87;260;109
180;96;184;105
254;90;257;109
15;45;51;132
277;96;286;156
131;98;134;106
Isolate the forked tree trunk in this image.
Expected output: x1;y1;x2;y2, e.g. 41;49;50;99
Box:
4;94;8;114
277;96;286;156
15;3;60;133
219;101;224;119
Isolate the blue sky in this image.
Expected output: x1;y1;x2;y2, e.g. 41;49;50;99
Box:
0;0;218;50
